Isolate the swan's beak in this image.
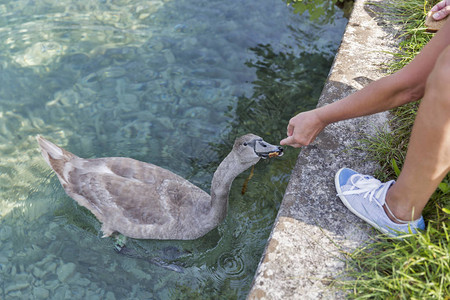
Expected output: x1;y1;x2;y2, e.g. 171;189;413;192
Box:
253;139;284;159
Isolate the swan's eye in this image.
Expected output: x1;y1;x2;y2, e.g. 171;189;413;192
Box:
243;142;248;146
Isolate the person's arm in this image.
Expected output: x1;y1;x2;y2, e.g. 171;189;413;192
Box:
281;16;450;148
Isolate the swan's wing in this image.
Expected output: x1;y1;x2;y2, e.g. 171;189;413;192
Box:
102;172;209;225
102;157;212;220
65;157;211;237
67;170;168;224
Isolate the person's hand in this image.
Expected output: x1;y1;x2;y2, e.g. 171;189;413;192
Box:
280;110;327;148
431;0;450;20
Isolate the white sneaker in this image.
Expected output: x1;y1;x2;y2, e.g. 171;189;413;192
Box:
335;168;425;237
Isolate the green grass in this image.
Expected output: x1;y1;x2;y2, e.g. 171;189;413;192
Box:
340;0;450;298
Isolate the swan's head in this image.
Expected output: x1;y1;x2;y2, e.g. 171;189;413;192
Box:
233;134;283;164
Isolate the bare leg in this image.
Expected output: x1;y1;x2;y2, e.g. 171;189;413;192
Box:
385;46;450;222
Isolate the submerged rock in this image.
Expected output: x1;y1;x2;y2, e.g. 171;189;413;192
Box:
15;42;66;67
5;282;30;294
33;286;50;299
0;225;12;241
57;262;77;283
105;291;117;300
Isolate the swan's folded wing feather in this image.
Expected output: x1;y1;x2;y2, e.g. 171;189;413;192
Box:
104;174;172;225
68;169;171;226
102;157;212;211
67;157;211;228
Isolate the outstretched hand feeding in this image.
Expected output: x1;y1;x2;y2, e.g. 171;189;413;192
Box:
279;110;327;148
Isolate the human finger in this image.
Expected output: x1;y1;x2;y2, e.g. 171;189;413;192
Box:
431;2;450;20
286;122;294;137
280;135;292;146
280;135;298;147
431;0;447;12
433;8;450;20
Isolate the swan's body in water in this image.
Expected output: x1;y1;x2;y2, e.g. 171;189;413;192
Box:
37;134;283;240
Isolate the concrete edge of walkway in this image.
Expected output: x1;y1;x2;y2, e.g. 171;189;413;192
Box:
248;0;403;298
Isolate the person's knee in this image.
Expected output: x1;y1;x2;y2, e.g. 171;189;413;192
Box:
425;46;450;107
429;46;450;80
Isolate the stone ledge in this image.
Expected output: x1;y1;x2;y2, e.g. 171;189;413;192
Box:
248;0;401;298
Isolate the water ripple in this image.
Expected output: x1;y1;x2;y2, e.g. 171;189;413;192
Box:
218;252;246;278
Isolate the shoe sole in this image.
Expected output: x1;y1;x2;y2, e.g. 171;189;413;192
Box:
334;168;392;236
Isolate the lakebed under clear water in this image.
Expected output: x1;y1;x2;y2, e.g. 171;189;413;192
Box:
0;0;347;299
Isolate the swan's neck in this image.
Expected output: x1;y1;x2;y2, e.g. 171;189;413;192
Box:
210;151;255;222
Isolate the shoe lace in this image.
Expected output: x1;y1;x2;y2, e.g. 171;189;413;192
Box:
339;174;390;207
339;174;413;224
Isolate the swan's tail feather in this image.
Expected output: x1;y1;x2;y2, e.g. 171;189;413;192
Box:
36;135;77;184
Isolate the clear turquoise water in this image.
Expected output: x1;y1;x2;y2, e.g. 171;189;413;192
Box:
0;0;347;299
